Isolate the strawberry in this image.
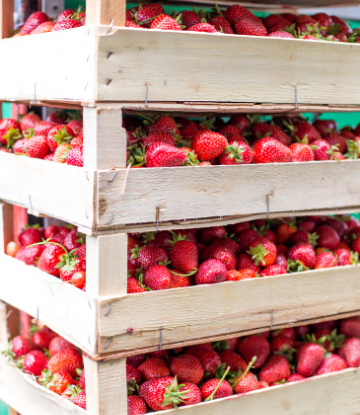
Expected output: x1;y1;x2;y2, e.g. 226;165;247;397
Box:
72;390;86;409
70;135;83;148
323;219;348;239
179;10;202;29
188;23;217;33
143;132;176;150
237;335;270;368
48;347;83;378
23;350;49;376
247;237;276;267
0;119;22;148
192;131;228;161
136;245;168;270
149;116;179;136
127;354;146;368
293;122;321;143
236;253;261;273
311;139;331;161
170;355;204;384
281;13;297;22
56;9;76;23
276;222;297;245
289;143;314;162
352;236;360;255
271;328;296;340
338;337;360;367
144;265;172;290
288;242;316;269
20;113;41;132
331;15;352;36
323;133;347;153
227;268;257;280
314;353;346;375
225;5;257;25
146;143;186;167
212;237;240;256
334;248;358;266
127;363;143;384
271;336;294;353
260;264;287;277
201;378;232;400
195;259;227;284
198;226;226;245
136;4;165;27
313;119;337;135
13;138;27;155
145;231;172;250
30;21;55;34
66;121;83;135
168;240;198;273
219;141;252;165
253;137;292;164
314;252;337;269
34;121;55;136
233;372;259;393
19;227;43;247
259;354;290;384
263;14;288;29
268;31;295;38
11;336;41;358
20;12;50;34
138;357;170;381
53;143;72;163
128;395;147;415
150;14;182;30
71;271;86;289
26;136;49;159
47;111;68;125
200;244;236;270
47;125;74;152
169;270;191;288
179;382;202;406
238;229;261;253
274;254;288;270
234;17;267;36
208;17;234;34
340;317;360;338
128;277;146;293
38;370;75;395
220;350;247;372
177;118;199;140
52;16;84;31
19;245;43;266
315;225;340;250
37;243;67;277
296;343;325;377
251;123;292;146
49;337;75;356
287;373;306;382
66;147;83;167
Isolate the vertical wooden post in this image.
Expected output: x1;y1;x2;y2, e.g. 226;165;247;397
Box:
86;233;128;298
83;107;127;170
84;356;128;415
85;0;126;27
0;0;14;39
8;408;20;415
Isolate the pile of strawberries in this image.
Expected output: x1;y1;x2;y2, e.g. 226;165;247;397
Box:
6;223;87;290
0;110;83;167
126;114;360;168
126;3;360;43
13;7;85;36
126;315;360;413
3;327;86;409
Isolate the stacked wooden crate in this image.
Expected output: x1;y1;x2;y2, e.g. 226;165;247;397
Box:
1;0;360;414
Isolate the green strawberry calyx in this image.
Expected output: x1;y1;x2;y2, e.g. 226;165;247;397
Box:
162;376;188;409
3;127;22;149
247;244;269;266
53;127;72;145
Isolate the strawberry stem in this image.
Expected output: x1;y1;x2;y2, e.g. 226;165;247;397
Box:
232;356;257;389
205;366;230;401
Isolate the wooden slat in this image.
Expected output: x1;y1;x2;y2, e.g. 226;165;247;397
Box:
0;0;14;40
0;152;96;229
0;203;13;254
96;266;360;355
86;0;125;27
0;254;98;355
97;160;360;229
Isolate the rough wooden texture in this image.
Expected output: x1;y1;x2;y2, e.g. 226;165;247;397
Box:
95;265;360;355
86;233;128;297
0;0;14;40
97;28;360;104
0;203;13;253
97;160;360;229
0;254;98;355
84;356;127;415
0;152;96;229
83;107;126;170
86;0;125;26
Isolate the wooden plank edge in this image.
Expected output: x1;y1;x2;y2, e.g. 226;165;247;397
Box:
82;308;360;362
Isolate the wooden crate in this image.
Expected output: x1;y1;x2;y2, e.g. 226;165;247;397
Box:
2;203;360;357
2;301;360;415
0;24;360;105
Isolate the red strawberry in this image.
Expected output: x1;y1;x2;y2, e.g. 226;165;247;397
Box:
66;147;83;167
338;337;360;367
13;138;27;155
52;16;84;31
289;143;314;162
47;125;74;152
274;254;288;269
34;121;55;136
208;16;234;34
252;123;292;146
26;135;50;159
188;23;217;33
137;245;168;270
268;31;295;39
127;364;142;384
138;358;170;381
200;244;236;270
323;219;348;239
260;264;287;277
180;10;202;29
127;354;146;368
235;17;267;36
20;11;50;34
63;229;83;251
192;131;228;161
296;343;325;377
195;259;227;284
39;370;75;395
294;122;321;143
247;237;277;267
253;137;292;164
237;335;270;368
127;277;146;293
212;237;240;256
331;15;352;36
143;132;176;150
168;240;198;273
198;226;226;245
281;13;297;22
23;350;49;376
0;119;21;147
169;271;191;288
225;5;257;25
271;336;294;353
233;372;259;393
229;115;250;132
311;139;331;161
201;378;232;400
72;390;86;409
144;265;172;290
146;143;186;167
30;21;55;34
11;336;41;358
179;382;202;406
288;242;316;269
19;227;43;247
79;369;85;388
49;337;75;356
236;253;261;273
70;135;83;148
287;373;306;382
314;252;337;269
259;355;290;384
352;236;360;255
314;353;346;375
227;268;257;280
170;355;204;384
20;113;41;132
263;14;288;29
220;350;247;372
323;133;347;153
313;119;337;135
334;248;357;266
136;4;165;27
47;112;67;125
128;396;147;415
48;347;83;378
340;317;360;338
149;116;179;136
150;14;182;30
219;141;252;165
32;328;57;349
177;118;199;140
315;225;340;250
56;9;76;23
20;244;44;265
